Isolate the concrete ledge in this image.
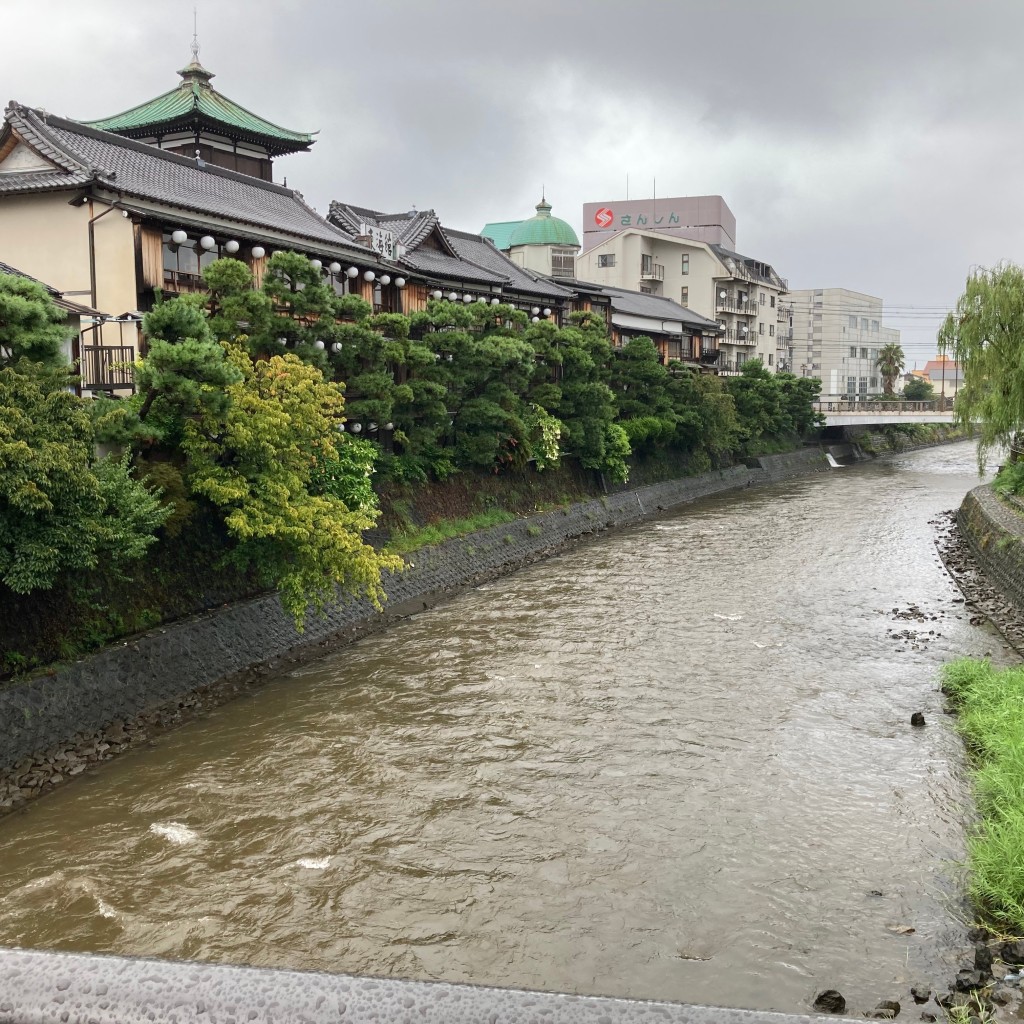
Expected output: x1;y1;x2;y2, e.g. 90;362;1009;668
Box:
957;485;1024;613
0;449;829;777
0;947;858;1024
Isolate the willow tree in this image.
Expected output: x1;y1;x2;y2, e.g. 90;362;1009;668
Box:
875;342;905;395
938;263;1024;470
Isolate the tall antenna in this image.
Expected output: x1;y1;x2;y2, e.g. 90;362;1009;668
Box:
191;5;200;62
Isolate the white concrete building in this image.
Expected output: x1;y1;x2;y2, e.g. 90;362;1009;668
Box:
575;228;788;373
786;288;901;399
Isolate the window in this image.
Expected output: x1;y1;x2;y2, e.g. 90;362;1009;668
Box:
681;254;689;275
861;317;869;330
640;285;653;294
849;346;857;358
551;247;575;278
641;253;652;275
871;320;879;332
598;254;616;268
770;295;776;308
859;377;868;393
759;322;765;335
849;315;858;328
759;292;766;305
847;376;857;395
680;286;689;306
768;353;773;365
769;324;775;337
162;231;211;292
870;377;878;389
860;347;869;359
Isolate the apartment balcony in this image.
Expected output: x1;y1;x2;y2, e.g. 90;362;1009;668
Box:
79;344;136;392
777;304;792;322
722;328;756;344
640;261;665;281
715;297;757;315
777;327;793;341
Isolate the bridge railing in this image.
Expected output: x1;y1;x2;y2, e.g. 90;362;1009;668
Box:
813;399;944;414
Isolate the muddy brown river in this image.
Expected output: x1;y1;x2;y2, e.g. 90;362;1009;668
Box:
0;442;1012;1013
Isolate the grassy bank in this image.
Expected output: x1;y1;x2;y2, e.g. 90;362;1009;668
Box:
943;657;1024;928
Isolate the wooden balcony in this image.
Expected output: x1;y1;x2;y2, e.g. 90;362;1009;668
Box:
79;345;136;393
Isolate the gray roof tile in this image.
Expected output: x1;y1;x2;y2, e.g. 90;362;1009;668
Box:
2;104;367;252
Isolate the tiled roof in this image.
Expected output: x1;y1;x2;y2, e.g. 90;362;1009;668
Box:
84;62;313;151
710;244;786;288
0;259;102;315
598;283;722;331
480;220;523;251
1;104;365;252
327;200;570;299
445;229;571;299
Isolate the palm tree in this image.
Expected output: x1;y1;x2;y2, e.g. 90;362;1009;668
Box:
875;343;905;395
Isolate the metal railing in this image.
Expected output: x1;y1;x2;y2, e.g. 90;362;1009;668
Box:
79;345;136;392
777;305;792;321
813;399;943;414
715;298;757;315
640;261;665;281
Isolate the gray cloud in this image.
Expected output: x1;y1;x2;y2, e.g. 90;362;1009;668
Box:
6;0;1024;361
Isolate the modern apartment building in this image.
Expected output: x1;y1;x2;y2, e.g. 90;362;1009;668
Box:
786;288;901;398
575;228;788;373
582;195;737;251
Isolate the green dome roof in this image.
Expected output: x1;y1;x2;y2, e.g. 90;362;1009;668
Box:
509;198;580;248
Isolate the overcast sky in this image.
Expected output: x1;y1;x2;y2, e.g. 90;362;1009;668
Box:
5;0;1021;363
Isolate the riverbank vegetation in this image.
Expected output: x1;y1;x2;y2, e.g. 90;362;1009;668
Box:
942;658;1024;929
0;257;823;675
940;263;1024;497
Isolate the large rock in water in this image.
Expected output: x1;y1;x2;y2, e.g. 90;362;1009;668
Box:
813;990;847;1014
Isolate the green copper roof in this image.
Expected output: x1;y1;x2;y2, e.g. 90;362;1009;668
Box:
507;198;580;248
83;61;314;150
480;220;523;251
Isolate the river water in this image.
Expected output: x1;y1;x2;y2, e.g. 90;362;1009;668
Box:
0;442;1013;1013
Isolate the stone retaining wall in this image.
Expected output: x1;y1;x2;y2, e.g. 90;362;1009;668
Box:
0;448;828;776
958;485;1024;613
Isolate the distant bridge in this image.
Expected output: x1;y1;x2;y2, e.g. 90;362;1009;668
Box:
813;399;955;427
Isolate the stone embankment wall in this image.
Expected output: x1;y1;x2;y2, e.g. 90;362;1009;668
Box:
958;485;1024;613
0;448;828;781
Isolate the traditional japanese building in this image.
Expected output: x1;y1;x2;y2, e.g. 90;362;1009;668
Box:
481;196;581;280
328;203;571;317
0;100;386;390
82;46;314;182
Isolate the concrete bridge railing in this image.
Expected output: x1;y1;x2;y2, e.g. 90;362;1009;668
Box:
0;947;858;1024
813;399;946;415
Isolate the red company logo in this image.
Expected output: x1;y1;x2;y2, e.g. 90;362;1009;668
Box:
594;207;614;229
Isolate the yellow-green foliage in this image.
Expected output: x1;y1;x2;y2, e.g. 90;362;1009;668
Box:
182;344;401;625
943;658;1024;927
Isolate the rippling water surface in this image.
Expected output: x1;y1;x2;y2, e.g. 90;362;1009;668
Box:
0;443;1013;1011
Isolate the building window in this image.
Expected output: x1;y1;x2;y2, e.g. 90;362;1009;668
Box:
771;295;776;308
860;347;869;359
759;322;765;335
759;292;766;305
849;315;857;328
769;324;775;337
598;254;616;268
640;285;653;294
847;376;857;395
849;346;857;358
551;247;575;278
870;376;878;389
871;320;879;332
680;286;689;306
162;232;211;292
681;254;689;275
768;353;773;366
641;253;653;275
861;317;869;330
859;377;868;393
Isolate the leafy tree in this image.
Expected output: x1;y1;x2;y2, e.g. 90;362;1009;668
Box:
939;263;1024;471
902;377;935;401
875;342;905;395
0;363;167;593
608;337;678;452
726;360;787;446
0;272;73;370
776;372;824;435
180;344;401;625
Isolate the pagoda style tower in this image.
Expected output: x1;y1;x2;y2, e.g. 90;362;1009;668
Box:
83;44;314;182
